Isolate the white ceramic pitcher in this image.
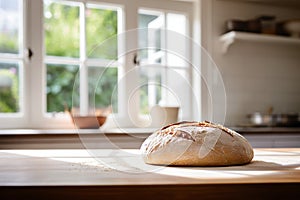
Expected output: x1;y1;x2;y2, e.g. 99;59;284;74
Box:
150;105;179;128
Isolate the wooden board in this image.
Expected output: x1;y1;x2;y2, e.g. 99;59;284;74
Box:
0;148;299;199
0;148;299;185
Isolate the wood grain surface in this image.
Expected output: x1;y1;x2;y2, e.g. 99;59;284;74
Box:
0;148;299;199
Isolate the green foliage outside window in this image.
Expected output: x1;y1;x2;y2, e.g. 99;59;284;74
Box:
0;69;19;112
47;64;79;112
89;67;118;107
86;8;118;59
44;2;80;57
0;34;18;54
45;2;118;112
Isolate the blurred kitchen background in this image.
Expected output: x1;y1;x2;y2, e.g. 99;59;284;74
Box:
0;0;299;131
211;0;300;127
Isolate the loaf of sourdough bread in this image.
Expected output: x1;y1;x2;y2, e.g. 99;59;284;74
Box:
140;121;254;166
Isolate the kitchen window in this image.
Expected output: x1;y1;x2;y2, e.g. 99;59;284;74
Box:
138;9;191;116
0;0;195;129
44;0;120;117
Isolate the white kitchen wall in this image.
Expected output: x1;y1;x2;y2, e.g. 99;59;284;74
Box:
210;0;300;126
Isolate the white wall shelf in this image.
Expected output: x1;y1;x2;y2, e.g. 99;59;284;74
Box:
219;0;300;8
219;31;300;53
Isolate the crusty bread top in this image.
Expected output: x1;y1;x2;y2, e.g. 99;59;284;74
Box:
142;121;243;154
160;120;235;139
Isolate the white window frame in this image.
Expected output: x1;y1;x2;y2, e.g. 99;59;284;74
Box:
42;0;123;127
0;0;196;129
0;0;29;128
137;8;191;115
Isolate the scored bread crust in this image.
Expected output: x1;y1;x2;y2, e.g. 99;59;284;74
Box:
140;121;254;166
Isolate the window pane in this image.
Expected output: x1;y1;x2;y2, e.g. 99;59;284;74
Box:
86;5;118;59
167;13;186;35
0;62;20;113
164;68;189;107
138;10;163;64
139;66;189;115
139;66;163;114
88;66;118;112
138;10;189;115
47;64;79;112
44;0;80;58
0;0;20;54
166;13;187;67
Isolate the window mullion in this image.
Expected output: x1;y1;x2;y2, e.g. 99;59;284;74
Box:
118;1;140;126
79;3;89;115
161;12;168;106
28;0;44;127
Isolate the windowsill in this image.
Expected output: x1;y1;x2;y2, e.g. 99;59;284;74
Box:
0;128;152;149
1;126;300;136
0;127;157;135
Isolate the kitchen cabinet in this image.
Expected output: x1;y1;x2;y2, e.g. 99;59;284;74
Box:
235;127;300;148
219;31;300;53
242;133;300;148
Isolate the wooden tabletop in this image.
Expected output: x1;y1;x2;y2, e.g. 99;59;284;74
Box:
0;148;299;199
